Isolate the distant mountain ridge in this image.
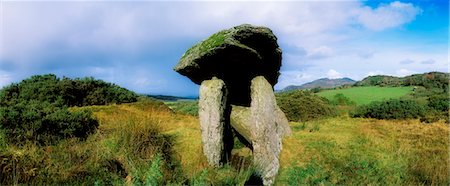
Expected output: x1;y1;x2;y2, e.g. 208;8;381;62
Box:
282;77;356;91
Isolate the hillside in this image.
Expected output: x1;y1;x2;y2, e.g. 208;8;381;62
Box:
356;71;449;90
282;78;355;91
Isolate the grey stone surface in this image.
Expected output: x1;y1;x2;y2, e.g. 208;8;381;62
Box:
250;76;282;186
198;77;228;167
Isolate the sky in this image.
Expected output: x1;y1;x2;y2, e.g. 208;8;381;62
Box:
0;0;448;97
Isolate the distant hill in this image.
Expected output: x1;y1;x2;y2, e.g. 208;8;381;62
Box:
356;71;449;90
282;78;356;91
147;94;197;101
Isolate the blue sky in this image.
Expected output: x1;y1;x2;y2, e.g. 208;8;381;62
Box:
0;0;448;97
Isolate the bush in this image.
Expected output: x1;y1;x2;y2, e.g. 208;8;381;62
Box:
329;93;356;106
0;74;137;107
0;74;136;145
351;99;426;120
276;90;337;122
0;100;98;144
428;94;449;112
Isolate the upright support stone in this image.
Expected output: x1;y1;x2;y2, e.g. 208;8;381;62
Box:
199;77;229;167
275;106;291;137
250;76;282;186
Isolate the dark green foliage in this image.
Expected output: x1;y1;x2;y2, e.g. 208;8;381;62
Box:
351;99;426;120
356;72;449;91
356;75;402;87
0;74;136;144
428;94;449;112
0;99;98;144
0;74;137;107
329;93;356;106
276;90;336;122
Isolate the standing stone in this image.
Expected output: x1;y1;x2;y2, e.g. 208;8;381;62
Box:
250;76;282;186
199;77;229;167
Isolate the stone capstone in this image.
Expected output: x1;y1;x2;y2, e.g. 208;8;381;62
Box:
174;24;282;106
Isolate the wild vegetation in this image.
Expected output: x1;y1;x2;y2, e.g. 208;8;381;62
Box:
0;72;448;185
1;99;447;185
276;90;337;122
0;74;137;145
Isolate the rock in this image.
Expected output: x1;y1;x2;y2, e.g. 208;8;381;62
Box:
230;105;291;145
275;106;291;137
174;24;291;186
198;77;230;167
174;24;282;106
249;76;282;186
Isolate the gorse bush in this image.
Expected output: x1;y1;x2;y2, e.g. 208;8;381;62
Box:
0;99;98;144
276;90;336;122
0;74;137;107
428;94;449;112
351;99;426;119
0;74;137;144
329;93;356;106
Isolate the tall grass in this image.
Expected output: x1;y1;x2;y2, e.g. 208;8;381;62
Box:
278;117;449;185
1;99;448;185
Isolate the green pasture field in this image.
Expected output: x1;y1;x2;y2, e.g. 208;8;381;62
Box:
316;86;414;105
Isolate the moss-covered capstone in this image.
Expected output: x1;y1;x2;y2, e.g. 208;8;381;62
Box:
174;24;282;105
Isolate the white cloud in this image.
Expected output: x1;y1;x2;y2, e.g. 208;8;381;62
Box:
395;69;417;77
356;1;422;31
326;69;343;79
275;70;314;90
420;59;436;65
400;59;414;64
307;46;334;59
366;70;385;77
0;1;436;95
357;50;375;59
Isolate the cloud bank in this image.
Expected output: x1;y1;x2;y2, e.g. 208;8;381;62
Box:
1;1;446;95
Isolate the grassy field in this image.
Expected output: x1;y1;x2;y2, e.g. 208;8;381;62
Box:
2;99;448;185
316;86;414;105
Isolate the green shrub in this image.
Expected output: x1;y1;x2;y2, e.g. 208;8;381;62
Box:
169;101;199;116
0;74;139;145
351;99;426;120
428;94;449;112
0;74;137;107
276;90;337;122
329;93;356;106
0;100;98;144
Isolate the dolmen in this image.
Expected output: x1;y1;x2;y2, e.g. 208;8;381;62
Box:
174;24;291;185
